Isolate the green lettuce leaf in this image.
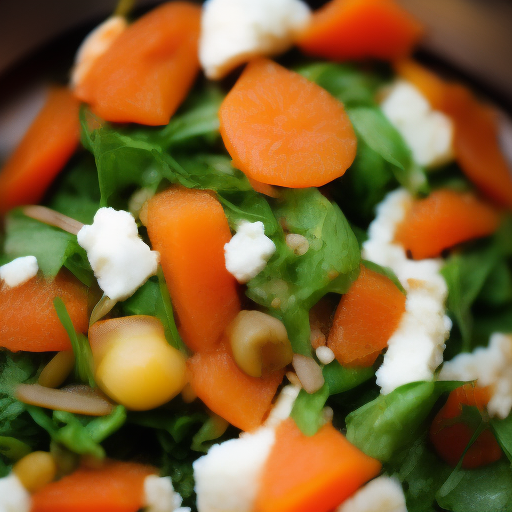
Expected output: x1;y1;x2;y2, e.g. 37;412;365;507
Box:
322;360;374;395
290;384;330;436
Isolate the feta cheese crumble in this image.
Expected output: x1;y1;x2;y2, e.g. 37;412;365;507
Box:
363;189;451;394
71;16;127;88
336;476;407;512
199;0;311;79
440;333;512;418
0;256;38;288
193;427;276;512
381;80;454;168
144;475;189;512
0;474;31;512
316;346;336;365
77;208;159;301
224;221;276;283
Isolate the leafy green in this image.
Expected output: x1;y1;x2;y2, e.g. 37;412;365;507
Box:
3;211;92;284
27;405;126;459
362;259;405;294
191;416;229;453
291;384;330;436
322;360;374;395
491;413;512;463
346;381;460;461
53;297;95;387
247;188;360;355
0;436;31;462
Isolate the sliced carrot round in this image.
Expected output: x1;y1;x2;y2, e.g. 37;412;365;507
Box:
395;189;500;260
31;460;156;512
327;265;406;367
430;384;502;469
255;418;382;512
0;271;89;352
188;340;284;432
219;58;357;188
74;2;201;125
297;0;423;62
0;87;80;217
146;187;240;353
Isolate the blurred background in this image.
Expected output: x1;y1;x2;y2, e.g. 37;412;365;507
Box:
0;0;511;159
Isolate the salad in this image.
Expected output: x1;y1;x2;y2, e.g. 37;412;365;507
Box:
1;0;512;511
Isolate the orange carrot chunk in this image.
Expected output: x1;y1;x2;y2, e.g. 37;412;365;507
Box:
255;418;382;512
430;384;502;469
74;2;201;126
297;0;423;62
31;460;156;512
219;58;357;188
395;189;500;260
0;271;89;352
0;88;80;217
327;265;406;367
188;340;284;432
146;187;240;353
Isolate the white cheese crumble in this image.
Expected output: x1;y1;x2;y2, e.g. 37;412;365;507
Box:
316;346;336;365
77;208;159;301
193;427;276;512
381;80;454;168
363;189;451;394
199;0;311;79
71;16;127;88
439;333;512;418
0;256;38;288
265;384;301;428
224;221;276;283
0;474;31;512
336;475;407;512
144;475;189;512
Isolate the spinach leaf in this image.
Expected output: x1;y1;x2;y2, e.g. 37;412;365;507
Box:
346;381;460;462
491;413;512;463
247;188;360;355
362;259;405;294
290;384;330;436
322;360;374;395
27;405;126;459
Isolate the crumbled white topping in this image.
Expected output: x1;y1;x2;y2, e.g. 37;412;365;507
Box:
0;256;38;288
0;474;31;512
194;427;276;512
265;384;301;428
224;221;276;283
381;80;454;168
336;476;407;512
316;346;336;365
440;333;512;418
71;16;127;88
199;0;311;79
77;208;159;301
363;189;451;394
144;475;186;512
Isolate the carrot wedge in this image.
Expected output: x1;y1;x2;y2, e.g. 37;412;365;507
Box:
219;58;357;188
188;341;284;431
31;460;156;512
0;87;80;217
327;265;406;367
74;2;201;125
297;0;423;62
395;189;500;260
0;271;89;352
146;187;240;353
255;418;381;512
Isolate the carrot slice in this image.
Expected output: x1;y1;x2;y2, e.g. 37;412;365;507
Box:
255;418;381;512
395;189;500;260
146;187;240;353
247;177;280;198
396;60;512;209
297;0;423;62
430;384;502;469
0;88;80;217
188;340;284;431
31;460;156;512
0;271;89;352
327;265;405;367
219;58;357;188
74;2;201;125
